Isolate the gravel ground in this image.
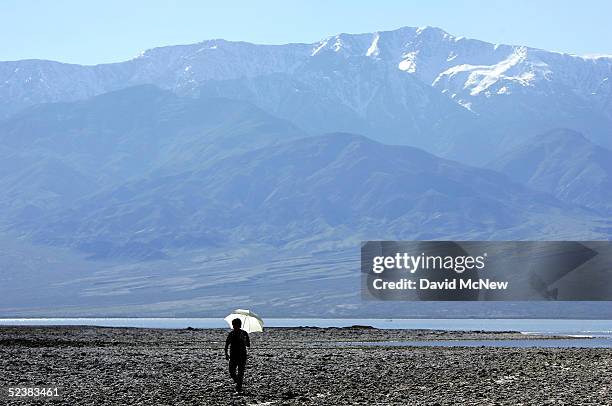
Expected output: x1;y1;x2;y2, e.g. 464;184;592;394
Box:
0;326;610;405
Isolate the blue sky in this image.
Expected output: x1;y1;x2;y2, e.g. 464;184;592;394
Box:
2;0;611;65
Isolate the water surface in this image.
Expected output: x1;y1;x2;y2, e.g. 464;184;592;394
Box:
0;317;611;333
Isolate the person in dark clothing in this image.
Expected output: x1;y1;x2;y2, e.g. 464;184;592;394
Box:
225;318;250;393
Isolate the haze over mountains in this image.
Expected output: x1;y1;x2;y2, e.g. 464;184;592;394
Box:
491;128;612;214
0;26;611;317
2;26;611;163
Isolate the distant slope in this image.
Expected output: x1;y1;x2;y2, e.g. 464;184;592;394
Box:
23;132;607;259
489;129;612;214
0;85;306;224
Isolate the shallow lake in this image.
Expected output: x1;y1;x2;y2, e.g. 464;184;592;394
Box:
0;317;611;336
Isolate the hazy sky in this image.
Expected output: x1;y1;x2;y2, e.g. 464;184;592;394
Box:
2;0;611;65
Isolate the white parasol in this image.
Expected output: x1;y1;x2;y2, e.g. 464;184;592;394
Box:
224;309;264;333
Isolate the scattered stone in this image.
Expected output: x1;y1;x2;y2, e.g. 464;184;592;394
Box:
0;326;609;405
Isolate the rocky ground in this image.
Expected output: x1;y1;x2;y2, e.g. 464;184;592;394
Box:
0;326;610;405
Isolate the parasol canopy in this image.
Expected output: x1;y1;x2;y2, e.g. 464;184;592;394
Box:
224;309;264;333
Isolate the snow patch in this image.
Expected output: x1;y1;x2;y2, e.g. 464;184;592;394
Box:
398;51;418;73
433;47;549;95
581;53;612;60
457;99;473;111
366;33;380;58
333;37;344;52
311;40;329;56
497;86;510;94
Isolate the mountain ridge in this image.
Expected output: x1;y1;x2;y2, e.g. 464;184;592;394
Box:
490;128;612;214
12;128;608;259
2;25;610;163
5;25;609;65
0;85;307;230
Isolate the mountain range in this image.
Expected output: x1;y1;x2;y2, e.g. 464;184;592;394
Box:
0;27;611;317
2;85;608;258
1;26;610;163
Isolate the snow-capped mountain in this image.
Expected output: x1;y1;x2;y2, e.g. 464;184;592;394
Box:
1;26;610;163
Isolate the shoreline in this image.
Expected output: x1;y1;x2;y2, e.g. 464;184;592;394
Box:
0;324;588;340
